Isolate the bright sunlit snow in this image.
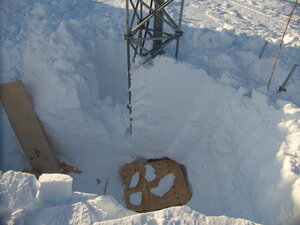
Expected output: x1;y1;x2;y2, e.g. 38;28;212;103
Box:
0;0;300;224
37;173;73;202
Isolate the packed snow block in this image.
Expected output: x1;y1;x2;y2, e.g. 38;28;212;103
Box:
37;173;73;202
0;81;59;173
120;159;192;212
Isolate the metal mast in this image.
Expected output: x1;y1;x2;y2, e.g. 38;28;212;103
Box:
124;0;185;134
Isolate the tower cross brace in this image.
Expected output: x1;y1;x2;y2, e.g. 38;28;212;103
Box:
124;0;185;134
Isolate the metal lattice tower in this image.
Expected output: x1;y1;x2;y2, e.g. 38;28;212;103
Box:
124;0;184;134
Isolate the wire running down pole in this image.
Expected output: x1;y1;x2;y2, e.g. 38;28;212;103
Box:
124;0;184;134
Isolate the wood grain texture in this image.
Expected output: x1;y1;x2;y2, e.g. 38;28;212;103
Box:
0;81;59;173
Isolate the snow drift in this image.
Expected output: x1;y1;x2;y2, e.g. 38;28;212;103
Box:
1;0;300;225
0;170;259;225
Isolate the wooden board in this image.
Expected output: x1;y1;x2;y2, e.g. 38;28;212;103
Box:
0;81;59;173
121;159;192;212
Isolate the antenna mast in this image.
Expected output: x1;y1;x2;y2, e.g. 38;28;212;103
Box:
124;0;185;134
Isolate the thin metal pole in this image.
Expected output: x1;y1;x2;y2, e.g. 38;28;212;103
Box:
139;1;143;55
126;0;129;33
267;0;298;90
277;64;298;93
175;0;184;59
126;0;133;134
129;0;140;31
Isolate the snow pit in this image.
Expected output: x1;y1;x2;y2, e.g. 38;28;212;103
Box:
1;0;300;224
36;173;73;202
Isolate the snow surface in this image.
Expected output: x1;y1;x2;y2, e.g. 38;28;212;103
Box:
95;206;259;225
145;164;156;182
129;192;142;206
129;172;139;188
0;171;134;225
151;173;175;197
0;0;300;224
0;171;259;225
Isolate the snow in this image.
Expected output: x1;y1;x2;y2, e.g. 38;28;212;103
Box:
36;173;73;202
95;205;259;225
129;172;139;188
0;171;39;222
0;171;133;225
0;170;259;225
292;178;300;224
0;0;300;224
151;173;175;197
145;164;156;182
129;192;142;206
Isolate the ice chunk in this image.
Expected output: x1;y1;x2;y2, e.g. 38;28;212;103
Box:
36;173;73;202
151;173;175;197
129;192;142;206
145;164;156;182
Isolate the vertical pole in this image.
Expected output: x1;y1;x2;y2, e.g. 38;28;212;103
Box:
153;0;164;54
277;64;298;93
267;0;298;90
126;0;133;134
139;1;143;55
258;41;268;59
175;0;184;59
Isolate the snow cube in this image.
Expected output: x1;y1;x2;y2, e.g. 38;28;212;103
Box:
37;173;73;201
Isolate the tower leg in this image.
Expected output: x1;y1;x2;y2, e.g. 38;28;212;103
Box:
153;0;164;55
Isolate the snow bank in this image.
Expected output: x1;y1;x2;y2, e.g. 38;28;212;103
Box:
1;0;300;225
131;57;299;225
0;171;133;225
277;103;300;224
0;171;259;225
95;205;259;225
0;171;39;221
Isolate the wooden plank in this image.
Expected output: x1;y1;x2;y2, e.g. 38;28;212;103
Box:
121;159;192;212
0;81;59;173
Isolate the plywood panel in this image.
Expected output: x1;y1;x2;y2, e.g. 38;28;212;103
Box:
0;81;59;173
121;159;192;212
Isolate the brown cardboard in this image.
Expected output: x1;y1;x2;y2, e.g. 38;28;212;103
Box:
121;159;192;212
